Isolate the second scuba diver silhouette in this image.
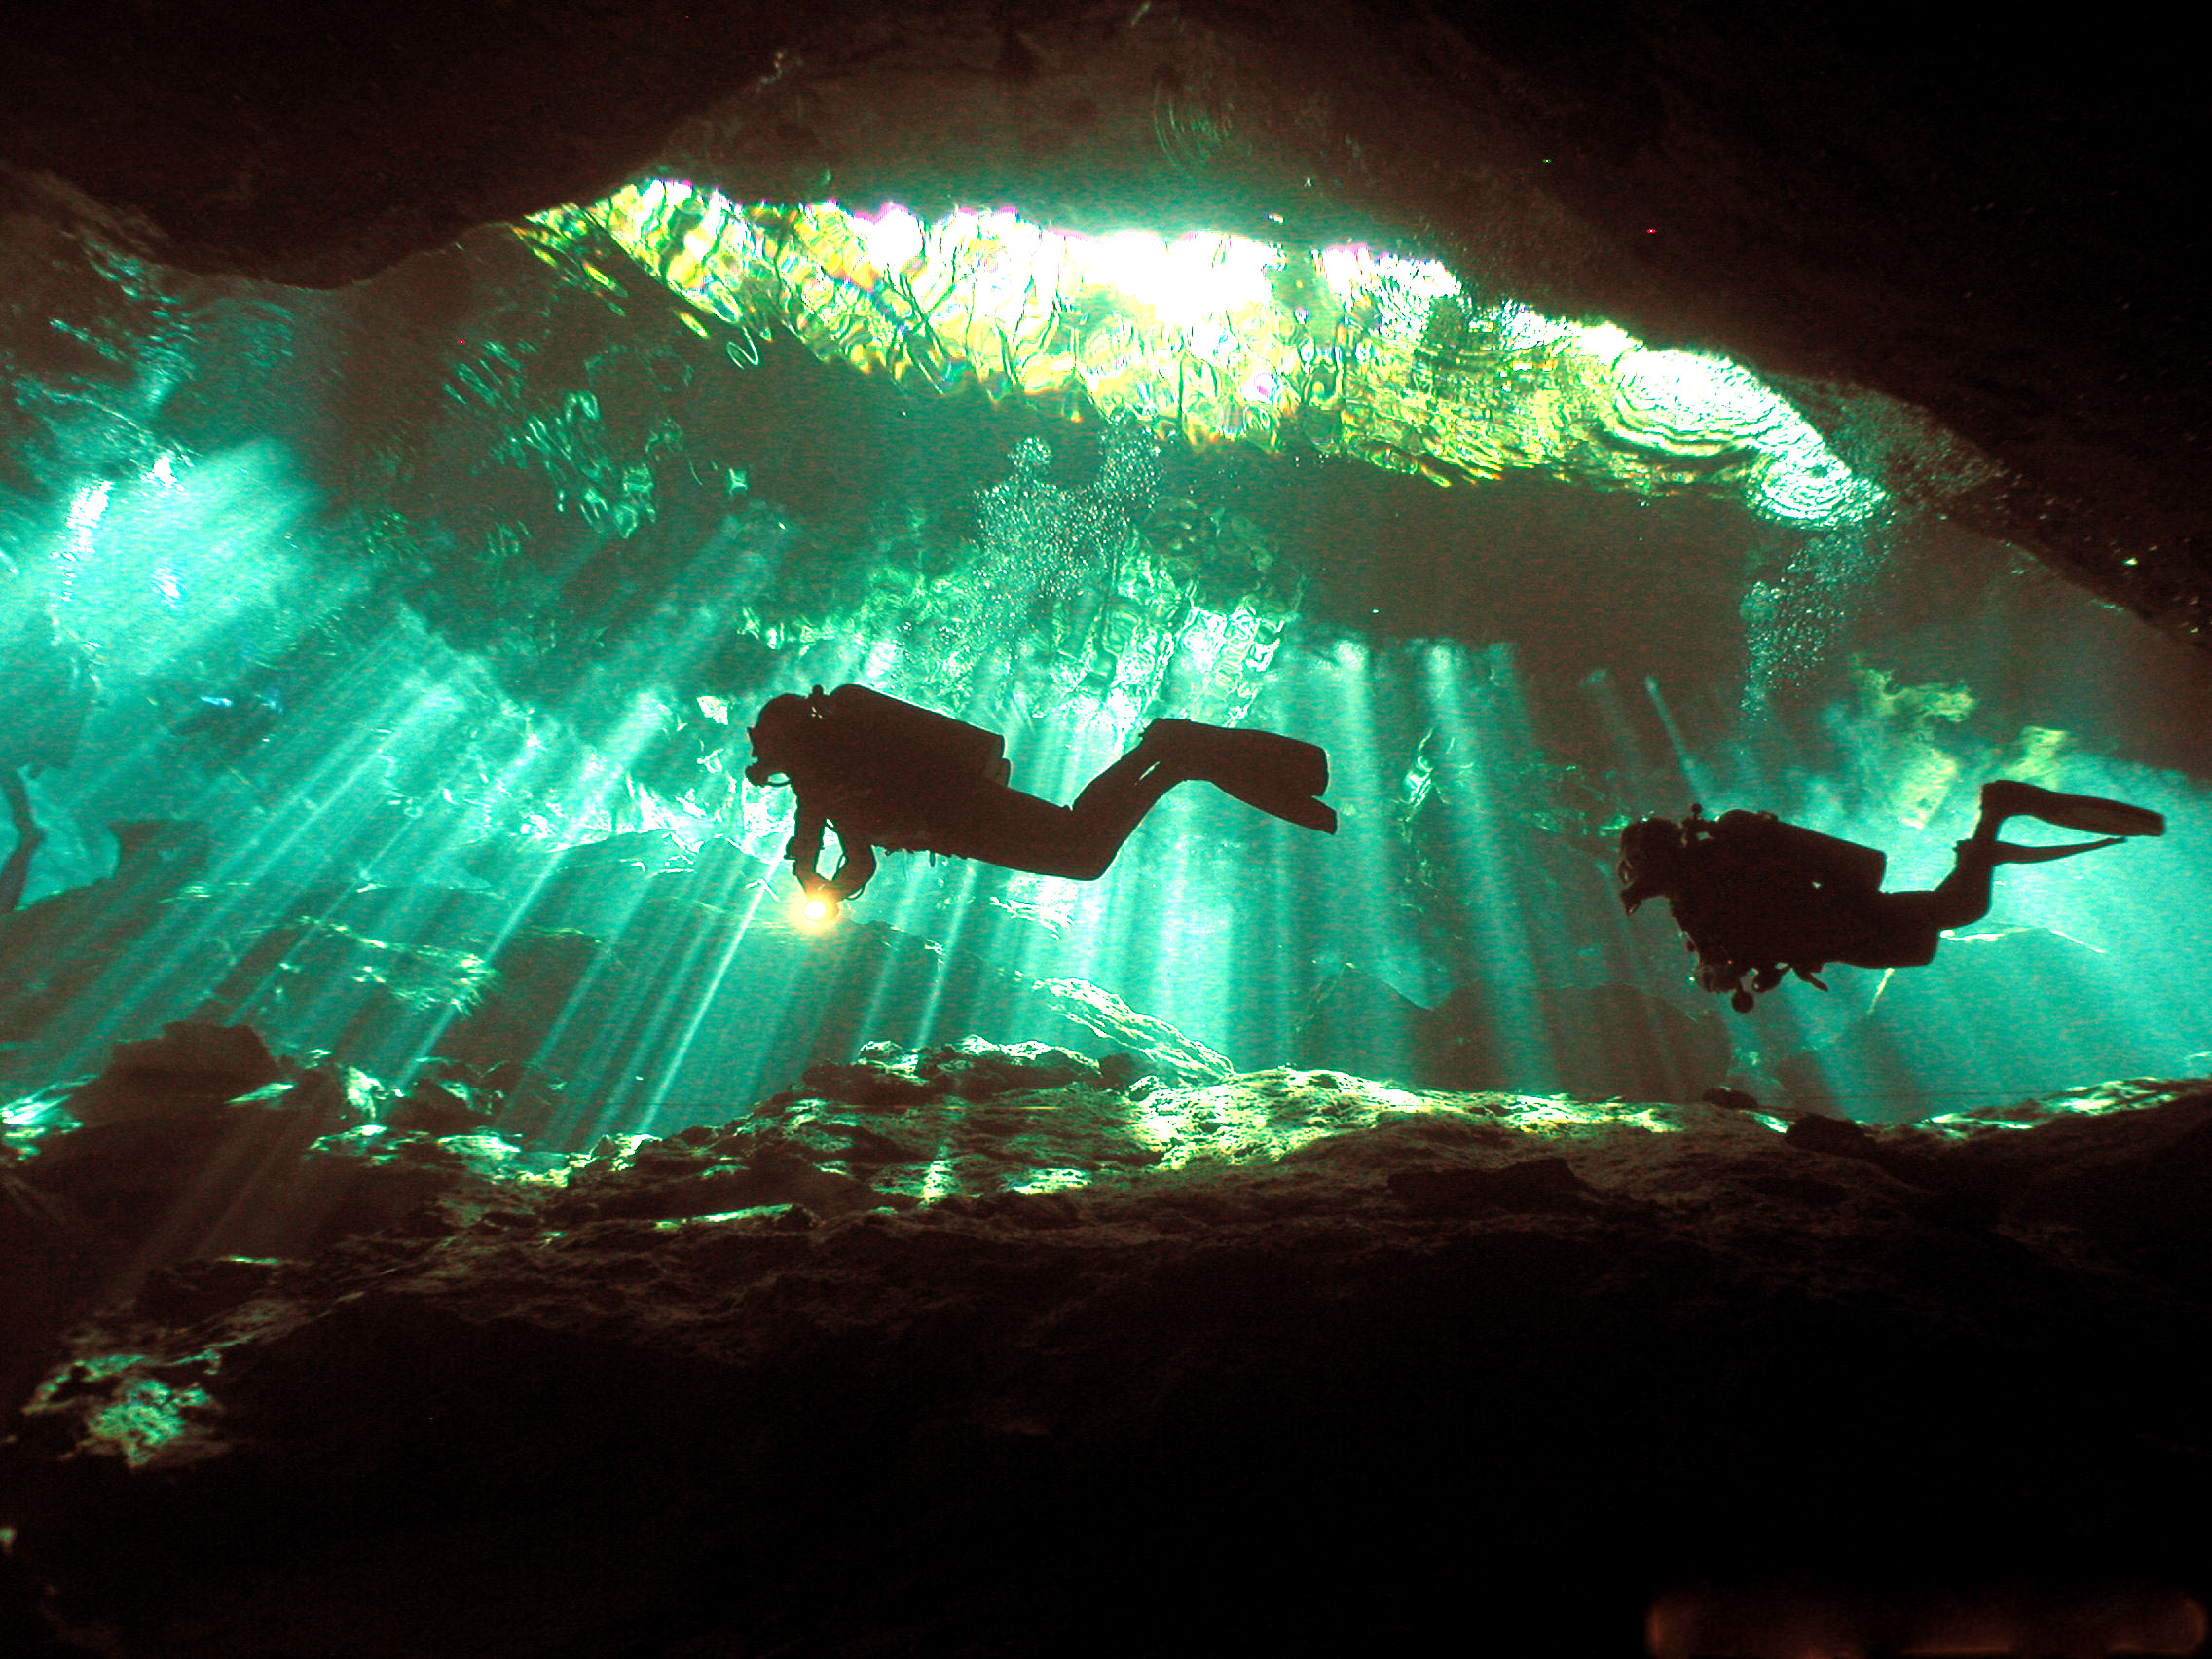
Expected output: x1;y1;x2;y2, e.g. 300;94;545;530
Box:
1619;779;2165;1012
746;684;1336;914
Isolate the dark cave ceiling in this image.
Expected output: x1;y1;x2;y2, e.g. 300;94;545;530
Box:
1;0;2203;650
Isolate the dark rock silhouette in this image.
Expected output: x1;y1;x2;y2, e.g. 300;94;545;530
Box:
8;1028;2210;1656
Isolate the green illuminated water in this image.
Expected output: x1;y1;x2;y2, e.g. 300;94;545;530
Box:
2;199;2207;1145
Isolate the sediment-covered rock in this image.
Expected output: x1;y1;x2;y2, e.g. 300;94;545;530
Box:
4;1047;2209;1657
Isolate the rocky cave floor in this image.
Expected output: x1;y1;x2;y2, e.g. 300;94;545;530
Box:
6;1022;2212;1657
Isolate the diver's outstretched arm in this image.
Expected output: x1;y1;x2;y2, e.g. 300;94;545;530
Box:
787;804;828;889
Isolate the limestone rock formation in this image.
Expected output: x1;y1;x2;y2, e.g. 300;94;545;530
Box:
4;1028;2210;1655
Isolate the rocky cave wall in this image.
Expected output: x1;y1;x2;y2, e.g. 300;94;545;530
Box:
4;0;2204;644
9;1022;2212;1658
4;8;2210;1657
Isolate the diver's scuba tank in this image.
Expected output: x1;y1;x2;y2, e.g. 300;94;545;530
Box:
818;684;1009;782
1701;808;1888;890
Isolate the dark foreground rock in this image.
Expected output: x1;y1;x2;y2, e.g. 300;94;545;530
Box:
5;1051;2212;1657
5;2;2202;643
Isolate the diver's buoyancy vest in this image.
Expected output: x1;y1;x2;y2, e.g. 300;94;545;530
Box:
1701;809;1887;892
806;685;1014;852
820;685;1007;782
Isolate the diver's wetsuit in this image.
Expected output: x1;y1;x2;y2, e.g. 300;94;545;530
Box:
756;686;1334;901
1655;815;1987;1011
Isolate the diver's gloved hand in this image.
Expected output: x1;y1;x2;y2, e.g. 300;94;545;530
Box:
798;867;869;908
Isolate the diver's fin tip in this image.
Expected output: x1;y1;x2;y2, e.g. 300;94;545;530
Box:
1990;835;2123;865
1983;780;2165;839
1261;794;1336;833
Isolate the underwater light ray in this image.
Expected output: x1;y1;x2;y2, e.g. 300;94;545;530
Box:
1580;668;1670;810
34;655;493;1063
1236;816;1303;1066
502;886;682;1115
1419;642;1561;1090
541;849;783;1135
1280;640;1422;1073
632;859;785;1132
844;845;970;1053
1176;804;1256;1055
389;688;697;1089
190;716;602;1059
908;857;996;1053
1642;678;1726;810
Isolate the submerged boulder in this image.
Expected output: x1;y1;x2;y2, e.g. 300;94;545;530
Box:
4;1059;2209;1656
63;1021;285;1126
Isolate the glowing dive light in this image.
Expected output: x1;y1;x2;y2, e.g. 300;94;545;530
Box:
795;891;841;930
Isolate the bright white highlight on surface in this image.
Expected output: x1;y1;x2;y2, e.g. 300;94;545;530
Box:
64;481;112;536
1602;346;1885;526
1084;227;1280;327
848;203;1283;333
575;184;1887;529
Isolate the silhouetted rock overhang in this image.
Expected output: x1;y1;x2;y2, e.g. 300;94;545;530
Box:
2;0;2203;646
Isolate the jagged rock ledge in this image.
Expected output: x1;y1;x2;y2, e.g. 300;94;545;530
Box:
5;1029;2211;1656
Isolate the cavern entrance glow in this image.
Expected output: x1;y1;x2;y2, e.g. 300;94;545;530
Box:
3;184;2207;1167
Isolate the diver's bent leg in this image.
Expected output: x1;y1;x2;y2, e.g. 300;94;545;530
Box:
1837;895;1951;968
928;767;1183;880
1060;755;1187;876
1068;747;1166;817
1921;847;1997;932
1834;845;1998;969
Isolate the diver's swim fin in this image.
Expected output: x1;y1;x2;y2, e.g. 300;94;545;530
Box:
1144;719;1329;793
1218;787;1338;833
1142;719;1336;833
1981;780;2165;838
1986;836;2122;864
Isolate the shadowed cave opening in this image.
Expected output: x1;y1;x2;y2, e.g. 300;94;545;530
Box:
3;42;2210;1658
2;188;2207;1144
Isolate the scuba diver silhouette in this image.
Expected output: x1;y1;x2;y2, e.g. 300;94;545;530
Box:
1619;779;2164;1012
745;685;1335;914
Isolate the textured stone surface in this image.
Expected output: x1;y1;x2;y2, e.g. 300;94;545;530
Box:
5;1045;2209;1655
2;0;2201;645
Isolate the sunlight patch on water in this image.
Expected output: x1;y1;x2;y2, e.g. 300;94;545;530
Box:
526;186;1884;531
